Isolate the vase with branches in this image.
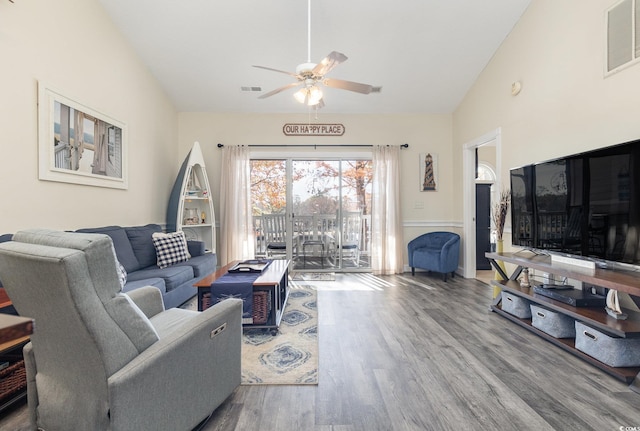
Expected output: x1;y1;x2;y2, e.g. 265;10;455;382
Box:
491;189;510;296
492;189;510;242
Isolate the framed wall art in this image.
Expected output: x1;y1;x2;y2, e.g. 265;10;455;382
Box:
38;82;128;189
419;152;437;192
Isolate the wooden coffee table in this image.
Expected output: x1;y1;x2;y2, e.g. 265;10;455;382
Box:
194;259;290;333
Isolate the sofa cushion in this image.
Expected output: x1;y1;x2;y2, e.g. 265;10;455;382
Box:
126;265;194;293
123;277;166;295
125;224;162;268
76;226;140;272
152;231;190;269
171;253;216;278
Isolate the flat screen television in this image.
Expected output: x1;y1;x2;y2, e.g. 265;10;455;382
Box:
510;139;640;267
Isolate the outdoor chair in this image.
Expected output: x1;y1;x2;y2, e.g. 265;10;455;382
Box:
262;214;288;258
338;211;362;266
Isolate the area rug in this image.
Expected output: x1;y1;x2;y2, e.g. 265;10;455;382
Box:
291;272;335;281
241;284;318;385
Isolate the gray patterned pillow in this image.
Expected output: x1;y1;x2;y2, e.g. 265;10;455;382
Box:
152;231;189;269
116;261;127;288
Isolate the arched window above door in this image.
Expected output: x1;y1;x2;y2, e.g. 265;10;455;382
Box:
476;162;496;182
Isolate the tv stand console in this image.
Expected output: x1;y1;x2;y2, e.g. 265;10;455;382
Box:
486;251;640;393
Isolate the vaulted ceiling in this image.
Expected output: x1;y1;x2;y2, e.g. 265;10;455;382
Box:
98;0;531;114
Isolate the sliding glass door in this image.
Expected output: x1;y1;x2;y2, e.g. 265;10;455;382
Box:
251;157;371;272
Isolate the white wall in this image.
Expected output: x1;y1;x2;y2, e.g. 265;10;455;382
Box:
0;0;178;233
453;0;640;250
178;112;455;257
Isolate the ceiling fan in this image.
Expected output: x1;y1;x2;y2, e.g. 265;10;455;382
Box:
253;0;379;107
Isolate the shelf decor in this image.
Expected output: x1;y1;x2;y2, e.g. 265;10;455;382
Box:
166;142;216;253
37;82;128;189
492;189;510;242
492;189;510;297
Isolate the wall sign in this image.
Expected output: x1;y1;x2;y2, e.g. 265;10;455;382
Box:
283;123;345;136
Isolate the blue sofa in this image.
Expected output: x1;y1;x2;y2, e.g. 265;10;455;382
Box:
0;225;216;310
408;231;460;281
74;224;216;308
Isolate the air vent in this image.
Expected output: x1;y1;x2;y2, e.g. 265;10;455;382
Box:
606;0;640;74
241;86;262;92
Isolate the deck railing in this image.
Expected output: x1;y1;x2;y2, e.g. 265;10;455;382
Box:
252;214;371;260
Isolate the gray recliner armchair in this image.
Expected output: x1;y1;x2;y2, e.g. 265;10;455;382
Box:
0;229;242;431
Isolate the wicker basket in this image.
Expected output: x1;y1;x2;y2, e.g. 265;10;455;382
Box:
0;360;26;405
252;290;271;325
202;291;271;325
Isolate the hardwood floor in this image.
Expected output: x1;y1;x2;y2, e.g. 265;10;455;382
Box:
2;273;639;430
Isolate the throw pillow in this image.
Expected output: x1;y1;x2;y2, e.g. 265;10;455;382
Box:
116;261;128;288
111;244;127;289
152;231;190;269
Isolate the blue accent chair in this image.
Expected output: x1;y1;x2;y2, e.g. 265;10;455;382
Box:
408;232;460;281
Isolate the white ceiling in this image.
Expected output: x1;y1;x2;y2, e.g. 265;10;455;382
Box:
97;0;531;114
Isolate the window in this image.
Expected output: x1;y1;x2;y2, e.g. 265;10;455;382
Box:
606;0;640;74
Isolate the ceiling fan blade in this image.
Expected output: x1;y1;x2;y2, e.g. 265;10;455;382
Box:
258;82;302;99
322;78;373;94
253;65;299;79
312;51;348;77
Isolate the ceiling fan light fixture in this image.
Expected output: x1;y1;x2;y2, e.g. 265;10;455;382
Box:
308;85;323;105
293;85;323;106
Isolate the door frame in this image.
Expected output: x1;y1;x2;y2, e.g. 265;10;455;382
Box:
462;128;502;278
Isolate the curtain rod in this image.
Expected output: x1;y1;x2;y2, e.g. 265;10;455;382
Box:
217;143;409;149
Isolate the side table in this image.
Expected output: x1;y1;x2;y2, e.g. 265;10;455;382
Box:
0;303;34;414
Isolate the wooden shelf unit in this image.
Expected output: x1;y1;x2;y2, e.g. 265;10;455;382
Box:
486;251;640;391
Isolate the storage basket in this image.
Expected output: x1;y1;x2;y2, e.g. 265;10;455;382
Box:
501;291;532;318
575;321;640;367
530;304;575;338
252;290;271;325
202;290;271;324
0;360;26;405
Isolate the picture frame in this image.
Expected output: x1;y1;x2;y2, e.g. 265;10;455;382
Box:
419;152;437;192
38;82;128;189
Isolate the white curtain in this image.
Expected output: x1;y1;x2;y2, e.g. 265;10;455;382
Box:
219;145;255;265
371;145;404;275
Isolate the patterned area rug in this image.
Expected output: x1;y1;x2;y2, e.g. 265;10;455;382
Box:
241;284;318;385
291;272;336;281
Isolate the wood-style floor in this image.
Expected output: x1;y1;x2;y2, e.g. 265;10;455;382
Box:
2;273;639;430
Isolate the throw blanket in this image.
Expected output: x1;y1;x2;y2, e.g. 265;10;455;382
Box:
211;273;261;323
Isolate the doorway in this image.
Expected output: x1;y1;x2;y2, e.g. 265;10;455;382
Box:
475;183;492;270
462;128;502;279
250;157;372;272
